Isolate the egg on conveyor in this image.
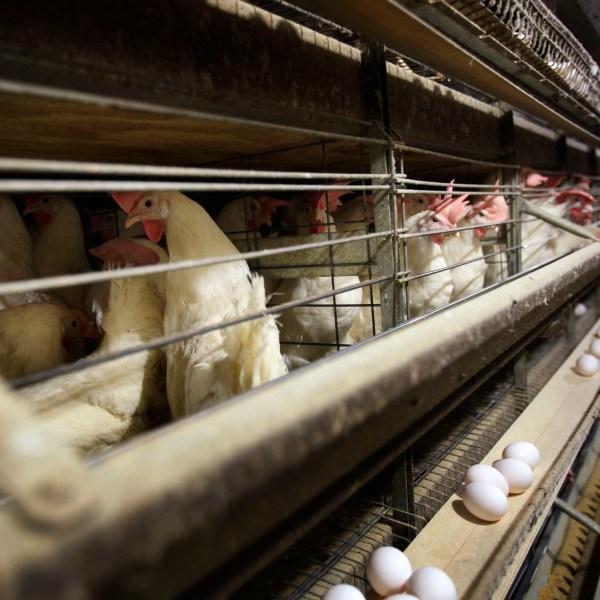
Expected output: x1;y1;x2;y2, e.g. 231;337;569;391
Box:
575;353;599;377
366;546;412;596
502;441;540;469
461;481;508;521
405;566;458;600
589;338;600;358
464;463;509;496
322;584;366;600
492;458;534;494
573;303;587;316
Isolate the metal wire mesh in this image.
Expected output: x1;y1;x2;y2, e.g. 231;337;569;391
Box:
450;0;600;122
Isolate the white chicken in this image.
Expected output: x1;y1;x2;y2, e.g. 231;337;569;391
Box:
0;194;59;310
0;302;86;379
272;189;362;369
519;169;600;268
24;194;91;311
402;191;469;318
546;187;598;255
280;187;347;235
519;171;568;269
334;194;375;233
442;184;508;300
215;195;291;240
19;237;169;454
110;190;288;418
216;195;291;298
343;190;436;341
334;191;430;234
0;194;33;284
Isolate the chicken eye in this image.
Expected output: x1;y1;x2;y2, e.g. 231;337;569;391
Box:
432;217;439;223
70;320;78;329
144;199;154;208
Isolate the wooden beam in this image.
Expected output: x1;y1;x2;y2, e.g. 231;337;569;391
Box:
293;0;600;146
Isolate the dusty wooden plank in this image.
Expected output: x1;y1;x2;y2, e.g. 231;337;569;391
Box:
0;0;369;140
0;87;328;166
513;113;562;171
0;0;568;169
387;62;503;162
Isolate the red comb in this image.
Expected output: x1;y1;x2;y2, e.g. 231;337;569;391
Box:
431;180;470;225
554;189;596;205
90;238;160;267
109;191;146;213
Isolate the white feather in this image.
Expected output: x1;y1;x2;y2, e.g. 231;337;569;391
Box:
18;272;167;454
402;211;453;318
133;191;287;418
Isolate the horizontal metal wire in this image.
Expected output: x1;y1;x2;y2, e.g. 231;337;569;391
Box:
3;178;586;202
10;273;394;389
0;228;398;295
0;177;531;195
0;217;512;297
0;180;394;193
390;246;573;330
0;157;403;182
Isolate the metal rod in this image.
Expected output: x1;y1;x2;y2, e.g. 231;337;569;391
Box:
521;199;600;242
0;157;402;181
553;497;600;536
0;228;399;295
11;272;390;389
0;180;391;193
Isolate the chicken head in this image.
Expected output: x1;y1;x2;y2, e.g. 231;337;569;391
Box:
110;192;169;242
23;194;70;227
466;182;509;237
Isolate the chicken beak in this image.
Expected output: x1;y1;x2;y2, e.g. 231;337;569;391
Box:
124;212;142;229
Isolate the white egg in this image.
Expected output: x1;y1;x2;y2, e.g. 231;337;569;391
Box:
385;595;420;600
406;566;457;600
462;481;508;521
590;338;600;358
493;458;534;494
464;463;509;496
502;441;541;470
574;303;587;316
366;546;412;596
576;353;599;377
322;584;365;600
